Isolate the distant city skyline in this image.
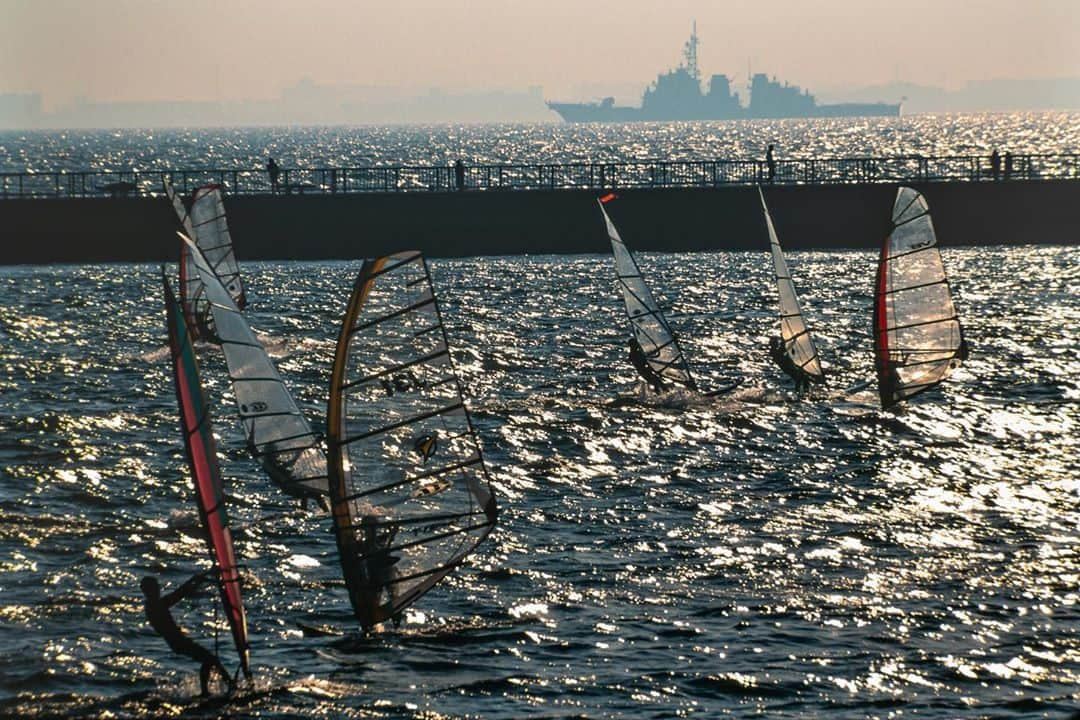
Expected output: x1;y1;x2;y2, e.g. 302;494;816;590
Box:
2;0;1079;112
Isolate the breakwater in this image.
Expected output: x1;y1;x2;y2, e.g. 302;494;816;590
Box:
2;155;1078;264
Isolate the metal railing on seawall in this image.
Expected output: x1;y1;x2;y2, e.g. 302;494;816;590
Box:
1;153;1077;199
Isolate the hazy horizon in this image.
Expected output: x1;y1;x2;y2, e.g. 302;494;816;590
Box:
3;0;1079;111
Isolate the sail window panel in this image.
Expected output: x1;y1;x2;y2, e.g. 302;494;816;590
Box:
889;318;963;362
780;312;809;343
343;327;452;394
889;211;937;255
887;257;946;295
886;282;956;330
892;187;929;226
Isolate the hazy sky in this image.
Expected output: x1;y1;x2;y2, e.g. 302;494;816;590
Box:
2;0;1079;107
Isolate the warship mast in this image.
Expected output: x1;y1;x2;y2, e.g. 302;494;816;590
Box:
683;21;700;82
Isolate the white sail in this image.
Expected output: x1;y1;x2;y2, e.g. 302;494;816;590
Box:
180;233;328;499
873;186;967;408
164;179;245;340
760;187;824;382
598;200;696;390
327;251;497;630
189;186;245;311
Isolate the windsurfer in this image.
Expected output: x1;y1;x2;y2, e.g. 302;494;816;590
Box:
355;514;401;629
769;336;813;392
628;338;666;393
140;572;232;696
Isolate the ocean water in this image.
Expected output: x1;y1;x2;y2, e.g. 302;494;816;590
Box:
1;117;1078;718
1;112;1078;173
0;245;1077;719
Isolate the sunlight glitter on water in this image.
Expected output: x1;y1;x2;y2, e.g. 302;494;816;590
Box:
0;240;1077;717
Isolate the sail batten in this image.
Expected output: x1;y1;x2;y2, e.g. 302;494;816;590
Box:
873;186;966;409
760;187;825;384
162;270;250;677
327;251;497;630
599;200;697;391
180;234;329;499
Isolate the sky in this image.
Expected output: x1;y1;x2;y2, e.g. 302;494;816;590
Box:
2;0;1079;108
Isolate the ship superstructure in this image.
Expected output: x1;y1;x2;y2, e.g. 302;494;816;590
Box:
547;25;900;122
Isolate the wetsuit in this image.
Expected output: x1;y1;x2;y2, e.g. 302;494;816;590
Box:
769;336;812;392
628;338;666;393
141;573;230;696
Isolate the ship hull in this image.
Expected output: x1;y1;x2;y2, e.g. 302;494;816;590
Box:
547;101;900;123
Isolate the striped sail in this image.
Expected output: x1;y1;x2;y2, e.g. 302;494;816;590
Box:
327;251;497;630
180;233;329;500
760;187;824;382
164;179;245;341
598;199;697;391
162;270;250;676
874;186;967;409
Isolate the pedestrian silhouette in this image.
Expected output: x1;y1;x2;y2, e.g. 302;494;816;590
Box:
267;157;281;192
766;144;776;184
989;149;1001;181
454;159;465;191
1003;151;1013;181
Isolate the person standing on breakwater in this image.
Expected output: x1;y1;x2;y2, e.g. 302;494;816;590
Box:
765;144;776;184
267;157;281;193
1004;151;1013;181
454;159;466;191
990;149;1001;181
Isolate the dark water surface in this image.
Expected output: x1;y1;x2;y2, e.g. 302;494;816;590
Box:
0;246;1077;718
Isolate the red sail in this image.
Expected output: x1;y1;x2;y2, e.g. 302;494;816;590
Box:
163;270;251;676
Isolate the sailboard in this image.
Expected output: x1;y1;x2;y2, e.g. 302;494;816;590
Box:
760;187;825;384
180;233;329;501
326;251;497;630
162;268;251;677
164;178;246;341
598;197;697;392
873;186;967;409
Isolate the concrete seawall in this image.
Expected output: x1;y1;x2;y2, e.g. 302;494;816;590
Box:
2;179;1076;264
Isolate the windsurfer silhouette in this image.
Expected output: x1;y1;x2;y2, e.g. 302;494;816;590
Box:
628;337;666;393
355;514;401;629
140;572;232;696
769;336;812;392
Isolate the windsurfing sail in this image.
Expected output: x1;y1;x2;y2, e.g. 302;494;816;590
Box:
164;178;246;341
873;186;967;409
598;198;697;391
162;269;251;677
180;233;329;501
760;187;825;384
326;251;497;630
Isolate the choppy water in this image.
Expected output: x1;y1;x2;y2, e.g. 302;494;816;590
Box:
1;112;1078;173
0;245;1077;718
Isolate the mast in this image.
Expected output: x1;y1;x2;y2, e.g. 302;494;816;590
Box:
683;21;700;82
